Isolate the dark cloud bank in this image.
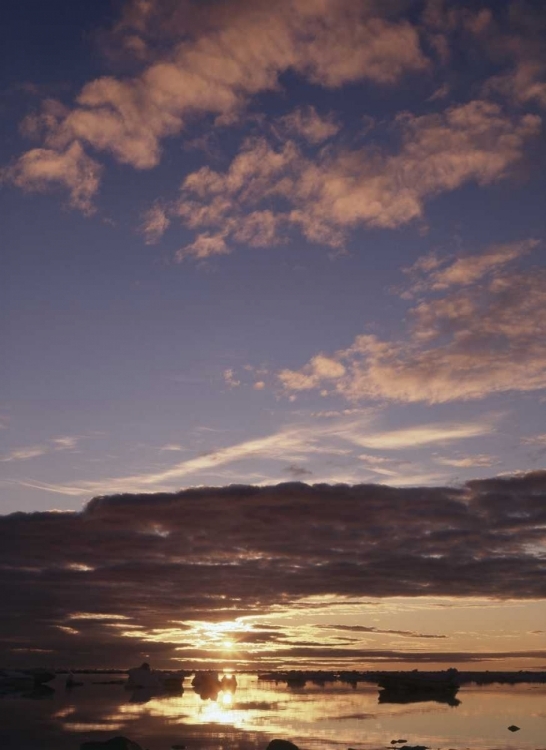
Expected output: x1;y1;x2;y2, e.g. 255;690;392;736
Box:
1;473;545;667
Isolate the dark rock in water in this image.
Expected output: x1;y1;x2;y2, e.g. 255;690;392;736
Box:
30;669;56;685
391;741;407;745
266;741;300;750
508;725;521;732
403;746;429;750
80;737;144;750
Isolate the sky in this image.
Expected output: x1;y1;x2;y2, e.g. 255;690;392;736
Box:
1;0;545;671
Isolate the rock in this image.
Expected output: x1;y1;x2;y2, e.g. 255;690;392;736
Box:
80;737;144;750
266;741;300;750
508;725;521;732
403;746;429;750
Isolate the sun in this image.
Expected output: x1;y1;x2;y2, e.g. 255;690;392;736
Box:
223;640;234;650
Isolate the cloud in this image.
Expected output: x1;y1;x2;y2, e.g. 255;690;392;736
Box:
1;436;80;463
223;368;241;388
3;141;102;214
1;446;48;463
13;413;492;497
172;101;540;255
275;105;340;144
523;434;546;447
1;472;545;666
404;239;539;293
436;455;497;468
283;464;313;479
477;2;546;110
345;422;492;450
141;203;171;244
159;443;186;452
487;61;546;109
278;239;546;404
278;355;347;391
51;436;79;450
318;624;447;639
427;82;450;101
7;0;427;209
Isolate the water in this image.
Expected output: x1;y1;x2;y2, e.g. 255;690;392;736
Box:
0;673;545;750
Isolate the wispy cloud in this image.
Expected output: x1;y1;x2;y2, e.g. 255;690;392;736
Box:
1;435;80;463
344;422;493;450
10;413;495;497
1;446;48;463
317;623;447;639
436;455;498;468
522;434;546;447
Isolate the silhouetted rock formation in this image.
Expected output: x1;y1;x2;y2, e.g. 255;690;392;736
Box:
266;740;300;750
0;668;55;696
126;662;184;692
80;737;144;750
191;671;237;700
377;668;460;706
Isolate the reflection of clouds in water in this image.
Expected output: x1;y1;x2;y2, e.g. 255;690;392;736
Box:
63;722;125;732
17;674;546;750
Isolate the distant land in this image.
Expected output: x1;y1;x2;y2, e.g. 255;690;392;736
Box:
11;667;546;685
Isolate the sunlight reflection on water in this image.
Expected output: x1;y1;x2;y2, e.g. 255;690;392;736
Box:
0;673;545;750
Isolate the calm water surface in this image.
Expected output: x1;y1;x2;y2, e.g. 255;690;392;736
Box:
0;673;544;750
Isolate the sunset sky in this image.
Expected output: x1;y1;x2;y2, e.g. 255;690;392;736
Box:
1;0;545;671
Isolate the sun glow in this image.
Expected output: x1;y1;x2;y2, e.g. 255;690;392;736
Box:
191;619;248;649
220;689;233;706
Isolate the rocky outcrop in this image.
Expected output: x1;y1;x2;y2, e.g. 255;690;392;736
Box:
80;737;144;750
266;740;300;750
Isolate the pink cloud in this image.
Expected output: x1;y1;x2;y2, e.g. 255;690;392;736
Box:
8;0;428;210
278;241;546;404
4;141;102;214
275;105;340;144
404;239;539;293
171;101;540;254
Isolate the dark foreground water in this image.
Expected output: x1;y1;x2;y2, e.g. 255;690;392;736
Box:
0;673;545;750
